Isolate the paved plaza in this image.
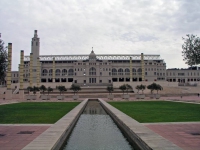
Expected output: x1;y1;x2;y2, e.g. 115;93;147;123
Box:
145;123;200;150
0;95;199;149
0;125;50;150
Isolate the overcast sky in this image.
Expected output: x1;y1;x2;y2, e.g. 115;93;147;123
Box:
0;0;200;70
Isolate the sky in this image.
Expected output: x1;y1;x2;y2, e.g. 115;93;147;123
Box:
0;0;200;71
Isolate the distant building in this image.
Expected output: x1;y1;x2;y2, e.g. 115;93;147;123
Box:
2;30;200;86
166;67;200;83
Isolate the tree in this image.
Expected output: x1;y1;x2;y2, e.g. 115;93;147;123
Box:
119;84;126;94
107;86;114;95
47;87;53;95
125;84;132;94
27;86;33;93
147;83;163;94
155;84;163;94
0;37;8;83
147;83;157;94
70;84;81;95
182;34;200;66
32;86;40;95
136;84;146;94
140;84;146;94
135;85;140;93
39;85;46;95
56;85;67;95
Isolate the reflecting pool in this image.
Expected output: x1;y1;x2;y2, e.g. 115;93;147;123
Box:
62;100;133;150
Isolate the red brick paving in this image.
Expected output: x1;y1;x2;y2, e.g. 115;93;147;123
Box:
146;123;200;150
0;126;50;150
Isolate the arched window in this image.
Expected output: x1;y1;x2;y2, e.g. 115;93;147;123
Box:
42;69;48;76
132;68;136;75
68;69;74;76
62;69;67;76
49;69;53;76
112;68;117;75
55;69;60;76
137;68;142;75
89;67;96;75
118;68;123;75
125;68;130;75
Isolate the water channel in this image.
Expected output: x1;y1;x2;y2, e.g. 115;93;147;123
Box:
62;100;134;150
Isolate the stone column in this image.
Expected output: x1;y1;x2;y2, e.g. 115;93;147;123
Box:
141;53;145;81
5;43;12;100
29;53;33;87
19;50;24;99
37;57;40;87
53;57;55;82
19;50;24;90
130;57;132;82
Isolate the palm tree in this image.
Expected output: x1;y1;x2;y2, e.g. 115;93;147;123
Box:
56;85;67;95
119;84;126;94
107;86;114;95
70;84;81;95
40;85;46;95
47;87;53;95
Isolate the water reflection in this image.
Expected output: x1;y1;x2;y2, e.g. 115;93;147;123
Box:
62;100;133;150
83;100;107;115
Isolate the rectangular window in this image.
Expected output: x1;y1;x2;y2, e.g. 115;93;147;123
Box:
178;73;184;76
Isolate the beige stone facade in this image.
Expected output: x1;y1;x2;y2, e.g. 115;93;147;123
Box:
2;30;200;87
18;30;166;86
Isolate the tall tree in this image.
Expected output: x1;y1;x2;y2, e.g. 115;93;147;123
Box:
182;34;200;66
0;36;8;83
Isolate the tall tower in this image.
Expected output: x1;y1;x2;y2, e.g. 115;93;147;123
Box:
31;30;40;65
31;30;40;83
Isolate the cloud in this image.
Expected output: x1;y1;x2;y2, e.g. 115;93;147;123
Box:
0;0;200;70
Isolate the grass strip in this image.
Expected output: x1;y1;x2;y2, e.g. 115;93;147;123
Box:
109;101;200;123
0;102;80;124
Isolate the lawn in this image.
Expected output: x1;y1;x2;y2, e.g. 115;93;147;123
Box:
109;101;200;123
0;102;80;124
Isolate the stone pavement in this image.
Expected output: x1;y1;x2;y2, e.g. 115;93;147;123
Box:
145;123;200;150
0;125;50;150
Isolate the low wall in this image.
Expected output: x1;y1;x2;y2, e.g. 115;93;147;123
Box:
11;82;72;89
113;81;178;89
